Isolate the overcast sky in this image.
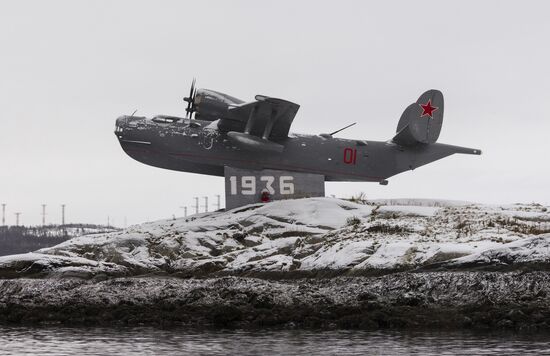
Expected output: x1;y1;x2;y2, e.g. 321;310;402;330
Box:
1;0;549;226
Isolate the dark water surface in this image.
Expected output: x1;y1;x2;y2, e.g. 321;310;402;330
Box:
1;327;549;355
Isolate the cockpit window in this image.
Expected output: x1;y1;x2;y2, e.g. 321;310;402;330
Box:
152;115;181;123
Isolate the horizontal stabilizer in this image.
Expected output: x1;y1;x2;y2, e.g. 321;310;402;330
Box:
394;143;483;175
449;145;482;155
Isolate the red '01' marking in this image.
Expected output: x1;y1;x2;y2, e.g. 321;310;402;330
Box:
343;148;357;165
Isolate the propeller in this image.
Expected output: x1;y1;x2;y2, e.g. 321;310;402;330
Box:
183;78;197;119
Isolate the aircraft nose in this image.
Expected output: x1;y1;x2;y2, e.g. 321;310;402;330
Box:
116;115;127;127
115;115;128;136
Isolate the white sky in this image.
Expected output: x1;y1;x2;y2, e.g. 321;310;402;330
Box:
1;0;549;226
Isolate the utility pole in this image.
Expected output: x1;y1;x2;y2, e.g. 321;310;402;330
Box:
1;204;5;226
107;216;110;227
194;197;199;215
14;212;21;226
180;206;188;218
61;204;67;236
215;195;221;211
41;204;47;226
202;196;209;213
61;204;66;226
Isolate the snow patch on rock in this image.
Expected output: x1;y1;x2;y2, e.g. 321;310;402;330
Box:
0;198;549;278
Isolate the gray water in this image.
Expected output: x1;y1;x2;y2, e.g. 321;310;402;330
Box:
1;327;549;355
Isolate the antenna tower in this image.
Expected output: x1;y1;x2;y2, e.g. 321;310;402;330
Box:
61;204;66;225
41;204;47;226
194;197;199;215
202;196;209;213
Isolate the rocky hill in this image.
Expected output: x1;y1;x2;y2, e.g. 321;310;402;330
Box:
1;198;548;278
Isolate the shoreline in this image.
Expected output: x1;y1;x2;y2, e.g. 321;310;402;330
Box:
1;271;549;330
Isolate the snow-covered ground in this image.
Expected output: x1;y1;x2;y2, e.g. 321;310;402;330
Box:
1;197;549;278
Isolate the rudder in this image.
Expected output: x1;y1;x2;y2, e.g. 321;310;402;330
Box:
393;89;444;145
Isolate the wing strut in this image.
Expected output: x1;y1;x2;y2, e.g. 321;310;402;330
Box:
244;105;258;134
262;107;278;140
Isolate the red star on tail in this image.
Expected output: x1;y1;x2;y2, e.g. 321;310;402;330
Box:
419;99;438;118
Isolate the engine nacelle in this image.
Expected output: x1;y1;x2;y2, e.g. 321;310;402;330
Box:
193;89;244;121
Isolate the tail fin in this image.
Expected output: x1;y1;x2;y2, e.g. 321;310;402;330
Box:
393;89;444;146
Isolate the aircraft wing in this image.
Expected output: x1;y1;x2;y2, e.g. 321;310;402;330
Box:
218;95;300;140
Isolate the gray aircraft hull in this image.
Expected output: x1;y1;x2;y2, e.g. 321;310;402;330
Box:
116;116;479;183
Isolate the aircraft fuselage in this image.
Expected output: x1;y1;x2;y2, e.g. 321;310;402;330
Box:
115;115;469;183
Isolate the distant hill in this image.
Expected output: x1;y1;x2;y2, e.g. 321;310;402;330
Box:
0;224;120;257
